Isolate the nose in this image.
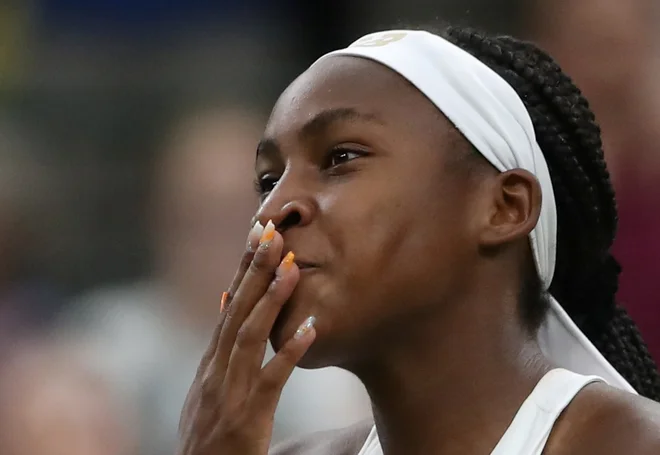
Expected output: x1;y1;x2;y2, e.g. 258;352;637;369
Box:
254;180;316;233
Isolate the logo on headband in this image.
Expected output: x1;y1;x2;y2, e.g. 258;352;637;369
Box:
351;32;407;48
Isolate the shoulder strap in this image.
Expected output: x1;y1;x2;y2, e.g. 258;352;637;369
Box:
490;368;603;455
355;369;604;455
356;425;381;455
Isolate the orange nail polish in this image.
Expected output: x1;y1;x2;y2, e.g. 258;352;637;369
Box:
220;291;229;312
259;220;275;247
281;251;295;270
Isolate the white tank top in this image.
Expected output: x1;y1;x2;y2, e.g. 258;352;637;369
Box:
356;368;603;455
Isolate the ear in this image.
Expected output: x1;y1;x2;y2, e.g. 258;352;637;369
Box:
477;169;542;248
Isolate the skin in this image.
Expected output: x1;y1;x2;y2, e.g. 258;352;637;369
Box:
177;56;660;455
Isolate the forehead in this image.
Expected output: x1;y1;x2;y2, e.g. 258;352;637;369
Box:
264;56;445;139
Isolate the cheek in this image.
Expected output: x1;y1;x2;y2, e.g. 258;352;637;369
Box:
331;179;469;312
349;173;476;312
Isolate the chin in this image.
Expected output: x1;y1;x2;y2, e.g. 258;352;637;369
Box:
295;345;331;369
269;303;310;351
269;273;356;369
269;305;339;370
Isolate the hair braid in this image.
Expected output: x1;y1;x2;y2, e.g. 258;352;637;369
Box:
439;26;660;400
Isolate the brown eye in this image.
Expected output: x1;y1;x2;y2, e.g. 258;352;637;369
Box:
255;174;279;195
326;148;364;168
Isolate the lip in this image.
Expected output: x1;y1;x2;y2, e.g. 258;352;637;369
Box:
280;248;319;270
295;260;318;270
280;254;318;270
297;265;319;276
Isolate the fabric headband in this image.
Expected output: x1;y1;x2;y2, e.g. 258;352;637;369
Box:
311;30;636;394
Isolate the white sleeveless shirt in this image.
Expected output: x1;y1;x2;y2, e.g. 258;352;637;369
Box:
356;368;603;455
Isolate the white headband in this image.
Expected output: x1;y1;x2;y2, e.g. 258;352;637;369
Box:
312;30;636;394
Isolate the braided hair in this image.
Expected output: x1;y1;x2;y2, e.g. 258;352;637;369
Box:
433;26;660;400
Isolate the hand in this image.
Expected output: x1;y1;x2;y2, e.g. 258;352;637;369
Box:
177;220;317;455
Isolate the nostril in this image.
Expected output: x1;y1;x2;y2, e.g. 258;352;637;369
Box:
278;211;302;231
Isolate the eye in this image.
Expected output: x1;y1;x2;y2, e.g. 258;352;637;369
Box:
325;147;366;169
254;174;279;196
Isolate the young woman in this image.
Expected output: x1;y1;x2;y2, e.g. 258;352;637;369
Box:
177;26;660;455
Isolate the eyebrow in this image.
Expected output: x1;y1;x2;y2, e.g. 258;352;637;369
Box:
299;107;381;139
256;107;381;159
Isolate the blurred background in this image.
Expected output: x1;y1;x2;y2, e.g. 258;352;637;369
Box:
0;0;658;453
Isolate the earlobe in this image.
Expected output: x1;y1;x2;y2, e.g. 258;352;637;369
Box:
478;169;542;248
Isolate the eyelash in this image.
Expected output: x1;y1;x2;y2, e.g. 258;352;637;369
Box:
254;146;368;196
254;175;278;196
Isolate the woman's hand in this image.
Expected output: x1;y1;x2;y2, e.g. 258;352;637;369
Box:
177;220;317;455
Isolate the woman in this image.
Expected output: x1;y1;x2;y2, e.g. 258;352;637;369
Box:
177;26;660;455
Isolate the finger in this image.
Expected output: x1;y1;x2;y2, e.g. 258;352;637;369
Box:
215;220;283;372
249;316;316;413
223;252;300;391
221;220;266;313
194;323;223;381
198;220;265;375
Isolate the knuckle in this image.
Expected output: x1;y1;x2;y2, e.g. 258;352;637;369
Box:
193;364;210;387
239;251;255;270
257;373;280;394
198;341;218;370
235;325;269;352
222;312;235;328
275;346;301;371
199;371;221;399
220;415;252;442
250;249;275;274
216;398;252;429
235;325;257;349
279;344;299;363
263;278;282;298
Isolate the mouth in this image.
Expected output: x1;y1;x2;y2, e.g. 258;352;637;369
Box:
295;260;318;270
280;253;318;270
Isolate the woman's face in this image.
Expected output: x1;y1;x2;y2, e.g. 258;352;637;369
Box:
257;56;489;367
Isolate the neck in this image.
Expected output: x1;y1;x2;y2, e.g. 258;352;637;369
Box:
350;287;552;455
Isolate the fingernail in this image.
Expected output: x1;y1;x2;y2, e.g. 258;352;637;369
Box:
277;251;295;275
220;291;229;312
247;221;265;252
294;316;316;340
259;220;275;249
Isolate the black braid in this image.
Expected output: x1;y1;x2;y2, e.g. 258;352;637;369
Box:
436;26;660;400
